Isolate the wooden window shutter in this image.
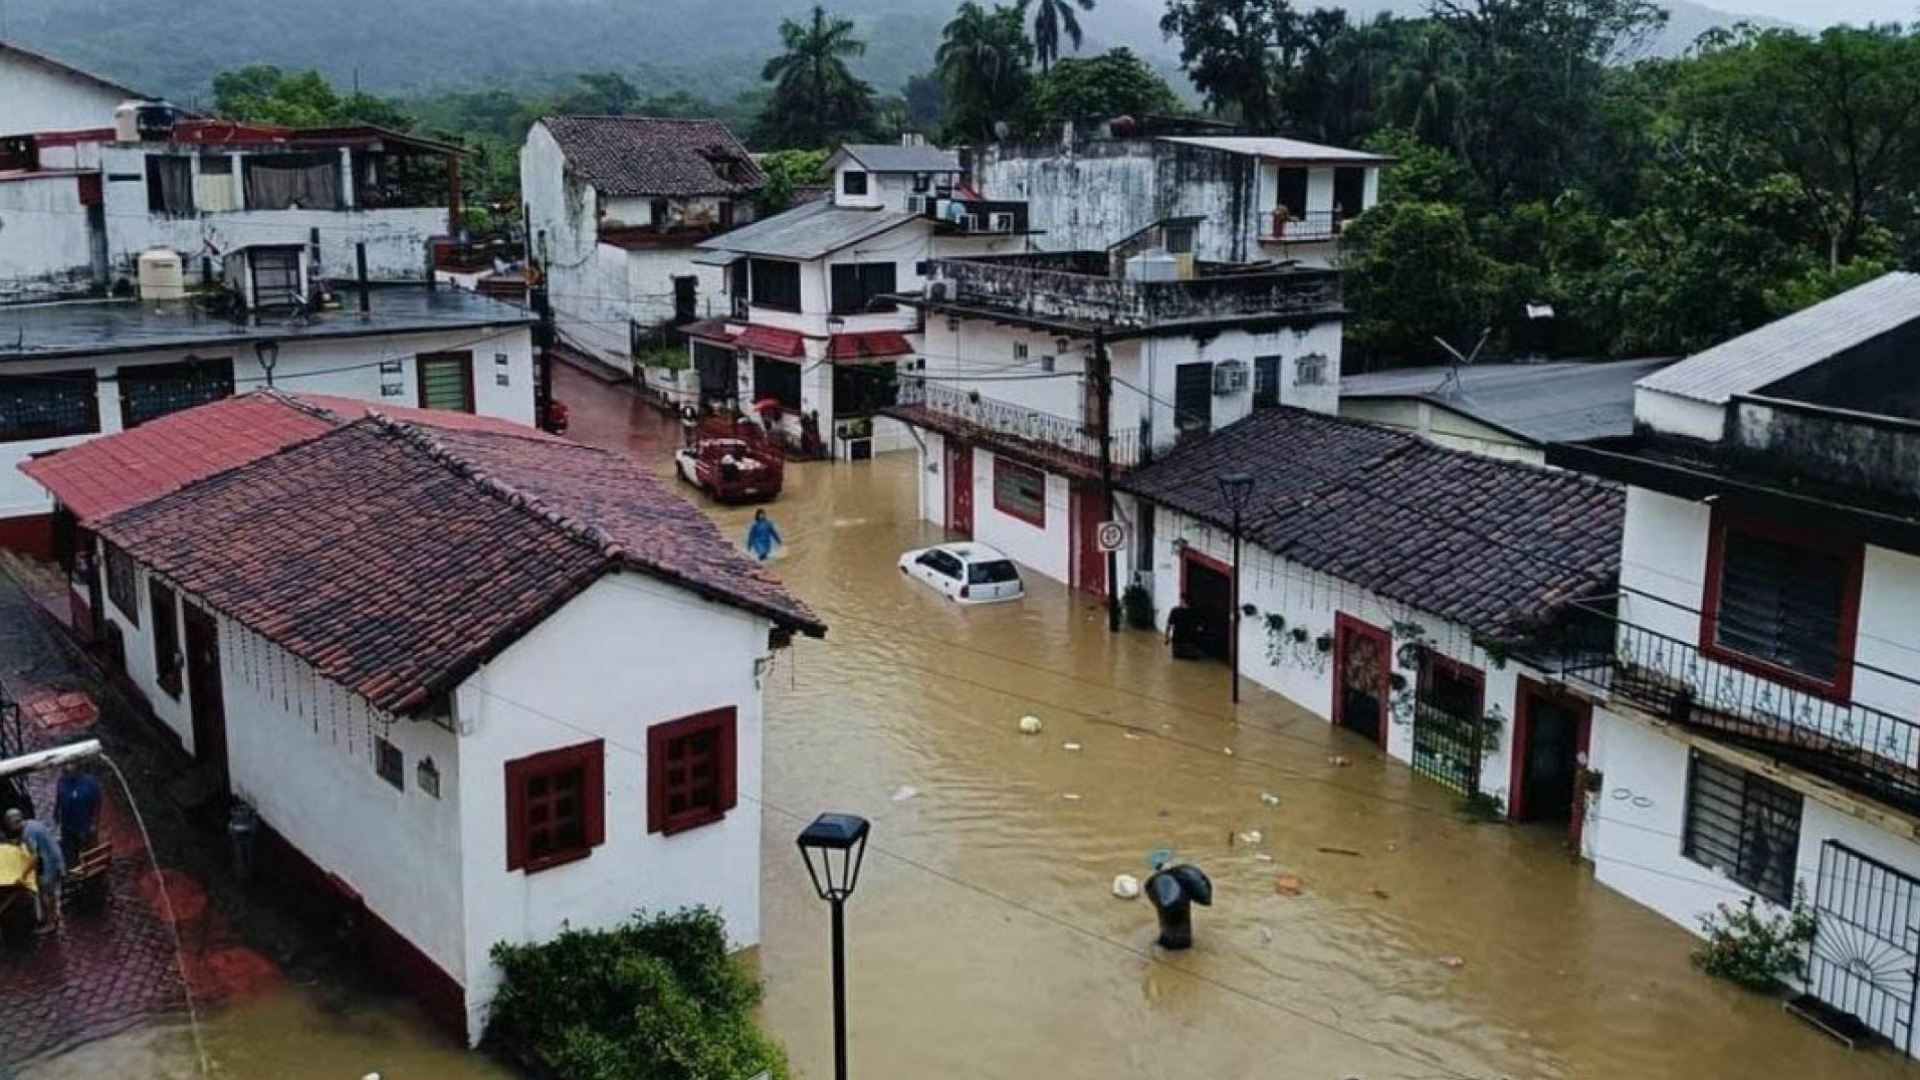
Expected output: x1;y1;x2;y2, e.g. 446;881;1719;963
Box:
647;720;670;835
717;708;739;815
583;744;606;848
505;759;528;871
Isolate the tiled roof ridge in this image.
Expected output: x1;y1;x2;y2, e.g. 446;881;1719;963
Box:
366;416;629;563
546;114;735;124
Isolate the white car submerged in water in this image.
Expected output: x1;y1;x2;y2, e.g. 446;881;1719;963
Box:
898;543;1025;604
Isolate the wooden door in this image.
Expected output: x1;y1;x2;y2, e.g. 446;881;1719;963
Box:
183;604;228;787
1333;613;1391;750
1510;677;1591;836
946;441;973;537
1181;552;1232;661
1071;483;1108;597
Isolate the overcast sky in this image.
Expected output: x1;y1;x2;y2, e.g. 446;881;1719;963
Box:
1730;0;1915;24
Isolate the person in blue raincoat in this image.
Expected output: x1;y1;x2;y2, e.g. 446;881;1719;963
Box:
746;509;782;562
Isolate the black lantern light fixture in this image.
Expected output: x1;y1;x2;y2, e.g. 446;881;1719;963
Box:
254;339;280;388
797;812;870;1080
1218;471;1255;704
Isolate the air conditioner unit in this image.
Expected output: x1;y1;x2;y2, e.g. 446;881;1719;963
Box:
1212;360;1249;395
988;211;1015;233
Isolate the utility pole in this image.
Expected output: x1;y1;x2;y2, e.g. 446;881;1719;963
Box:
532;280;555;432
1094;329;1119;633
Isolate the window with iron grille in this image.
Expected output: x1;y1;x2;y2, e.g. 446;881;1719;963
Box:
505;740;605;872
375;736;405;792
119;358;235;428
1683;751;1802;906
0;372;99;443
150;578;181;697
1707;520;1858;688
648;708;737;835
993;458;1047;527
104;541;139;627
1295;353;1329;386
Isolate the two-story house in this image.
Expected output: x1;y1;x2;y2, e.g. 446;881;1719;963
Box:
1543;272;1920;1056
976;127;1389;268
0;245;534;557
519;116;764;368
1;111;462;303
688;140;1027;460
883;224;1345;594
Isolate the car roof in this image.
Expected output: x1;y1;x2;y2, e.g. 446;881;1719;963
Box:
935;542;1011;562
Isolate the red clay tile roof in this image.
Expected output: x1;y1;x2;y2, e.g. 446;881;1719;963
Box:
827;331;913;361
737;324;806;359
1119;407;1624;639
540;116;764;198
97;418;822;714
19;390;558;524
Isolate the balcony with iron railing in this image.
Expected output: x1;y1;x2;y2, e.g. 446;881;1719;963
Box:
923;255;1342;333
1535;593;1920;816
1260;210;1346;245
887;375;1141;476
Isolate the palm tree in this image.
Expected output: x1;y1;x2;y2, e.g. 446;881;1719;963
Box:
1023;0;1096;73
937;3;1033;141
1386;27;1465;152
759;5;876;148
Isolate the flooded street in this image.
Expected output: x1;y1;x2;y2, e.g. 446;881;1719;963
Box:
19;363;1915;1079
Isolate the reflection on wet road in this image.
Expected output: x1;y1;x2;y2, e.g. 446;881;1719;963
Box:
29;365;1913;1079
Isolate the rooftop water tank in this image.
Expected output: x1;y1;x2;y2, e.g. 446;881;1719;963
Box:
137;248;186;302
1125;251;1181;283
114;100;180;142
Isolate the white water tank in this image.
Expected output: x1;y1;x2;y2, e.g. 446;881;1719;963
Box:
1125;251;1181;283
114;101;143;143
137;248;186;302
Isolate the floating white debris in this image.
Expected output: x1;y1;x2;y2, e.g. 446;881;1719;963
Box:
1223;747;1235;756
1062;792;1082;801
1018;715;1043;734
1259;792;1280;807
1122;731;1142;741
1238;830;1263;845
1062;742;1083;752
891;785;920;803
1254;852;1274;864
1112;874;1141;899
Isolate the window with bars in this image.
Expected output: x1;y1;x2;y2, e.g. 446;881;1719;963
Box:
105;541;138;627
0;372;99;443
1683;751;1802;906
1295;353;1329;386
416;353;475;413
150;578;181;697
648;708;737;835
1706;519;1858;689
993;458;1047;527
375;737;404;792
119;358;235;428
505;741;605;872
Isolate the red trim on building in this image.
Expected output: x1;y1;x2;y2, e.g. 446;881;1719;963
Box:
1698;507;1864;702
1177;546;1230;600
504;740;606;873
0;514;55;560
1507;676;1593;838
682;319;739;347
1332;612;1392;751
826;330;913;362
646;707;739;835
737;324;806;359
991;457;1048;528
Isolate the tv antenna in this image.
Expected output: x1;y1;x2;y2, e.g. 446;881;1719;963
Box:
1432;327;1491;398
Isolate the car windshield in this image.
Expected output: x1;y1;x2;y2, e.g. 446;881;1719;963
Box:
968;560;1019;585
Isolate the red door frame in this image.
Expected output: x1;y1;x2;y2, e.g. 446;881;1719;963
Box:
1071;482;1108;597
1331;612;1391;751
1508;675;1593;846
945;440;973;537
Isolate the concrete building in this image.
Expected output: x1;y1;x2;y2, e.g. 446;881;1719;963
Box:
977;130;1388;268
0;266;534;555
22;396;823;1042
519;116;764;367
883;227;1344;593
0;42;149;137
1339;357;1674;465
0;117;463;304
1119;406;1623;819
1540;272;1920;1056
689;141;1026;460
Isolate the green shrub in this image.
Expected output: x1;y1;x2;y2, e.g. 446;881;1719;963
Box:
638;346;690;373
487;907;788;1080
1692;891;1814;992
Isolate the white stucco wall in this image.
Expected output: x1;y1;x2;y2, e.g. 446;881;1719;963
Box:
0;174;95;302
1337;398;1544;464
452;572;770;1038
0;50;131;135
968;447;1073;585
1633;385;1724;442
1;323;535;520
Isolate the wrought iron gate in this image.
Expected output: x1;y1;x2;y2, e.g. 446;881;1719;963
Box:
1409;702;1482;796
1810;840;1920;1052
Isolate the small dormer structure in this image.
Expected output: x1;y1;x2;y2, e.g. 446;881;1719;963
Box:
224;243;311;310
825;142;964;213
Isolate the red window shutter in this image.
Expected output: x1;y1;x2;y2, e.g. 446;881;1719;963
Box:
583;740;606;848
647;720;670;834
504;759;528;871
717;708;738;814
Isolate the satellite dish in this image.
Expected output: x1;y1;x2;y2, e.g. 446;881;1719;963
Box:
1431;327;1491;398
992;119;1011;142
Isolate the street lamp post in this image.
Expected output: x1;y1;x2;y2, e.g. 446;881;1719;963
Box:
797;812;871;1080
253;339;280;388
1218;472;1255;704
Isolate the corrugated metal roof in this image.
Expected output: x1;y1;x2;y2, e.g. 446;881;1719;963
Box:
834;143;961;173
1159;136;1392;164
697;198;921;261
1638;272;1920;404
1341;358;1674;445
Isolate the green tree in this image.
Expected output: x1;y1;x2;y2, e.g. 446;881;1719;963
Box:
937;2;1034;143
1383;24;1467;152
758;149;830;214
1029;48;1180;129
1159;0;1284;132
1343;200;1500;362
1025;0;1097;72
757;5;877;150
213;65;412;129
903;71;948;133
555;72;644;115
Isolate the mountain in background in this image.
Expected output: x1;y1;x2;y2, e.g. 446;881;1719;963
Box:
0;0;1796;107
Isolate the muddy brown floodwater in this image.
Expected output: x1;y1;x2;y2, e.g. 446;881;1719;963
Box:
28;367;1917;1079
